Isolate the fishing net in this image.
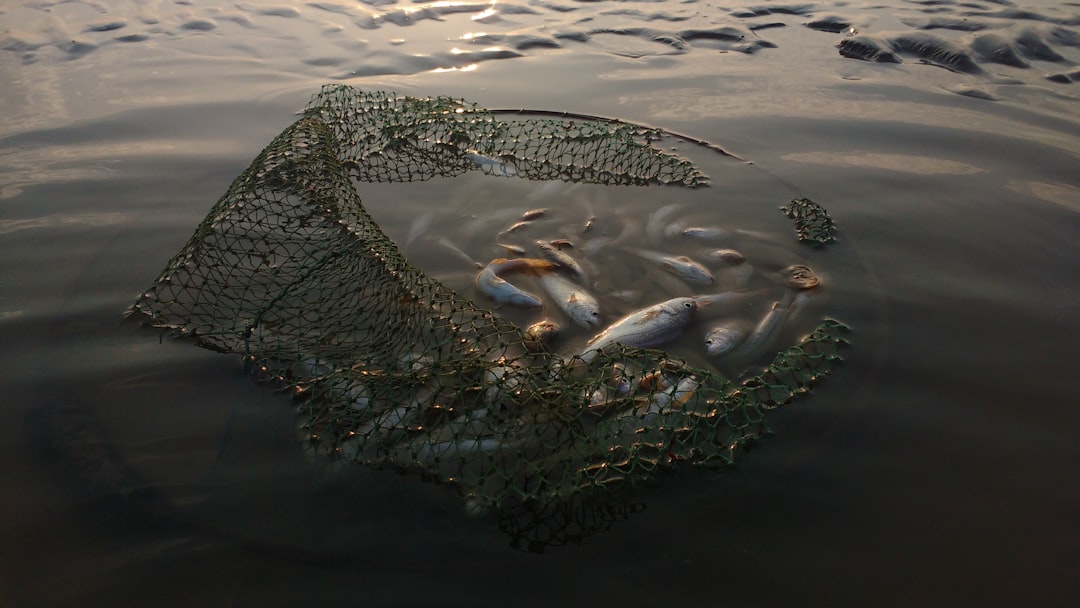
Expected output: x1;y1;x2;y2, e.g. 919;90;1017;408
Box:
129;85;849;551
781;197;838;247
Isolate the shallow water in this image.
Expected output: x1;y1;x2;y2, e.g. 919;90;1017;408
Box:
1;0;1077;605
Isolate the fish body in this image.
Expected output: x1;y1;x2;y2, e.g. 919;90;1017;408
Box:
538;272;602;329
580;236;613;257
628;249;715;285
464;207;530;242
578;297;698;362
702;248;746;264
494;242;527;256
404;211;437;254
425;235;481;268
740;291;809;357
521;208;549;221
703;319;752;356
607;289;644;304
499;220;532;236
692;288;771;319
496;216;558;240
466;150;517;177
646;203;686;245
582;215;597;233
483;360;525;406
681;226;732;241
475;257;557;307
664;220;691;240
638;375;702;415
535;240;589;285
605;362;635;397
719;262;755;290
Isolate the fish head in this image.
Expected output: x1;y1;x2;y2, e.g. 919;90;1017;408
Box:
567;295;602;328
704;329;739;356
663;297;698;321
704;320;750;356
691;268;716;285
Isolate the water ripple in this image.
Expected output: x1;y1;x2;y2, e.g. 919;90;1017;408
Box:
0;0;1076;94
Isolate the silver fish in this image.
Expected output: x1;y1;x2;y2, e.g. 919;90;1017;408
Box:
475;257;557;308
702;248;746;264
499;220;532;236
702;250;753;290
526;180;573;203
740;291;808;357
628;249;715;285
607;289;644;304
521;208;549;220
692;288;771;320
703;319;752;356
718;262;755;290
494;242;527;256
535;240;589;285
681;226;732;241
463;206;529;242
538;271;602;329
425;235;481;268
466;150;517;176
578;296;698;362
483;359;526;407
580;235;613;257
646;203;686;245
403;211;437;255
663;220;691;240
638;374;702;415
405;436;508;470
496;216;558;240
605;362;635;397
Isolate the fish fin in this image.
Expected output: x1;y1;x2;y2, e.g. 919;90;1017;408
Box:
520;260;560;276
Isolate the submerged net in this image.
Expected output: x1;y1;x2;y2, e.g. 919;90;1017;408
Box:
781;197;838;247
129;85;849;551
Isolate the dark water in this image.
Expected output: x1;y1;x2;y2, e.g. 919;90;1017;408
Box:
1;0;1077;605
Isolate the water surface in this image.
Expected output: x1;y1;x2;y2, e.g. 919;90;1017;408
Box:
1;0;1077;606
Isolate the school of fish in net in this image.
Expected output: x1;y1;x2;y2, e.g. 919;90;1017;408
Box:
128;85;849;550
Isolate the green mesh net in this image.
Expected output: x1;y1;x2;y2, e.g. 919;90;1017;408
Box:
781;197;838;247
129;85;849;551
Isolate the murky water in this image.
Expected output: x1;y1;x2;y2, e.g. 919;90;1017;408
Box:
1;0;1077;605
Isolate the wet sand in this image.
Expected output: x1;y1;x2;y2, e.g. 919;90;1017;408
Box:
1;0;1077;606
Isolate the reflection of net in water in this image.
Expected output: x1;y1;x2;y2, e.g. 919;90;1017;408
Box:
129;85;849;551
